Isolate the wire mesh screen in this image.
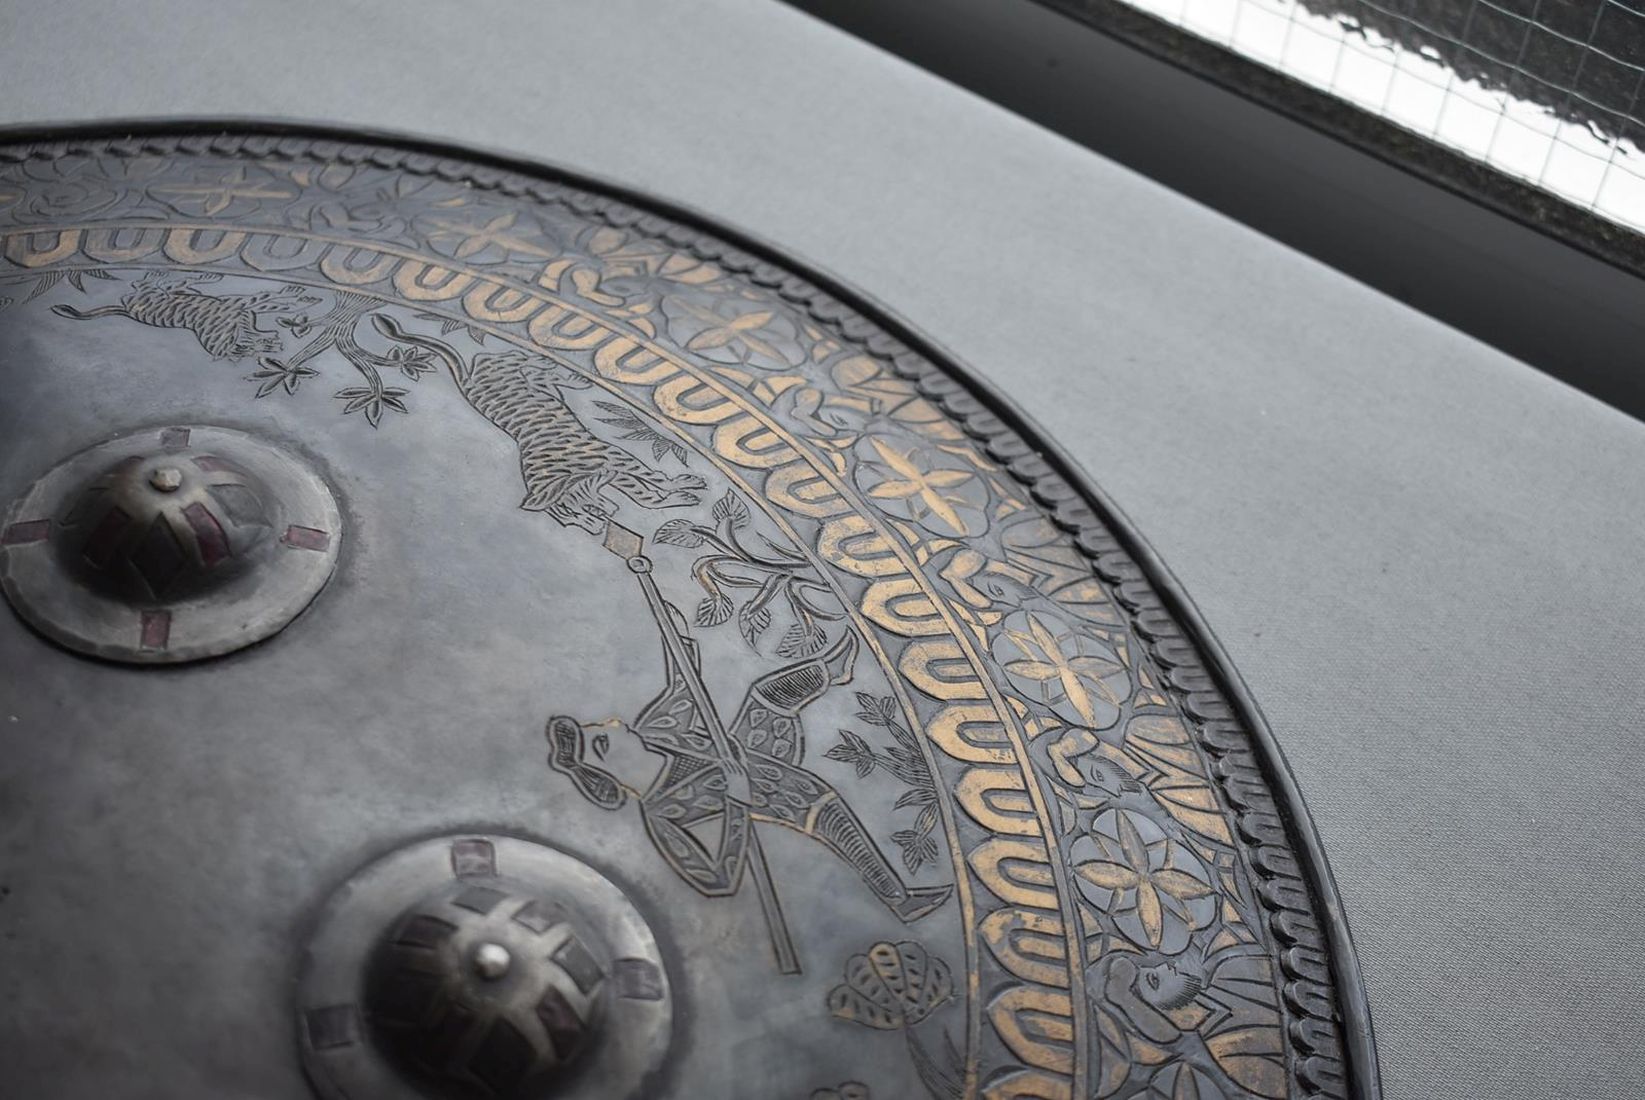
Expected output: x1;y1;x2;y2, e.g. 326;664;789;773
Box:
1103;0;1645;231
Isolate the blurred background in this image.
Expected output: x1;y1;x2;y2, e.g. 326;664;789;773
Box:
788;0;1645;419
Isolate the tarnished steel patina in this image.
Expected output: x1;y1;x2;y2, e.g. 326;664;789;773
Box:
1;424;340;662
298;834;670;1100
0;129;1371;1100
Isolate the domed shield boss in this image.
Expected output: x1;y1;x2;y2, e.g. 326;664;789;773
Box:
0;424;340;662
298;835;670;1100
0;131;1372;1100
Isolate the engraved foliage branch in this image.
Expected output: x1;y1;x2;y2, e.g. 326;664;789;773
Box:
825;693;943;874
654;490;844;657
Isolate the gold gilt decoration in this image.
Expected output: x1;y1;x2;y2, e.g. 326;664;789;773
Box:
0;132;1366;1100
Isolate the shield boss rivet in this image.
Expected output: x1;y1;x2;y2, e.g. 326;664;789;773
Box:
472;942;513;980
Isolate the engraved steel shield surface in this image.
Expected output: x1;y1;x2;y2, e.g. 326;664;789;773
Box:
0;129;1374;1100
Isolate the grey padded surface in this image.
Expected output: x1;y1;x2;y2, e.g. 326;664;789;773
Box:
2;1;1642;1097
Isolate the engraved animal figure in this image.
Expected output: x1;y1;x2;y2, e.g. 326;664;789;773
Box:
51;273;319;360
376;317;705;533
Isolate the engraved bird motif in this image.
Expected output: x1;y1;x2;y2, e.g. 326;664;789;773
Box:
51;272;318;360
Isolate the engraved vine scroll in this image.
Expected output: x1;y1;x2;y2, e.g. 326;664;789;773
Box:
0;130;1369;1100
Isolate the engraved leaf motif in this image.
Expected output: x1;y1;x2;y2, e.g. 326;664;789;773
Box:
1076;860;1141;892
20;271;62;303
334;382;410;428
828;695;941;872
653;518;706;548
827;940;953;1030
825;730;877;779
595;401;689;465
890;828;940;873
853;691;891;727
712;489;750;529
882;745;930;788
247;356;318;398
777;621;825;658
63;268;114;292
695;594;733;628
892;787;934;811
737;601;770;646
384;343;437;380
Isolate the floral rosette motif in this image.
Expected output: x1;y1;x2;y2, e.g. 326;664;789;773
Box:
1071;807;1216;954
661;291;806;369
146;163;296;219
851;434;989;538
991;609;1128;732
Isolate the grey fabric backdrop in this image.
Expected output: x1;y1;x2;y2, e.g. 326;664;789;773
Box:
2;1;1641;1097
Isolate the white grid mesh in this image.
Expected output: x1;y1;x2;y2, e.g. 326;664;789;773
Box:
1116;0;1645;231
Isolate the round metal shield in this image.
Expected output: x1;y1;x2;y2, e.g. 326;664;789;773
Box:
0;129;1369;1100
298;834;670;1100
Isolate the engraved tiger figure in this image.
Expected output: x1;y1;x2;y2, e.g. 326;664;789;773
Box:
376;317;706;532
52;272;318;359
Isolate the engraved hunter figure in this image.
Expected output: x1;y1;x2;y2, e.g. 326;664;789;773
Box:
546;523;952;972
